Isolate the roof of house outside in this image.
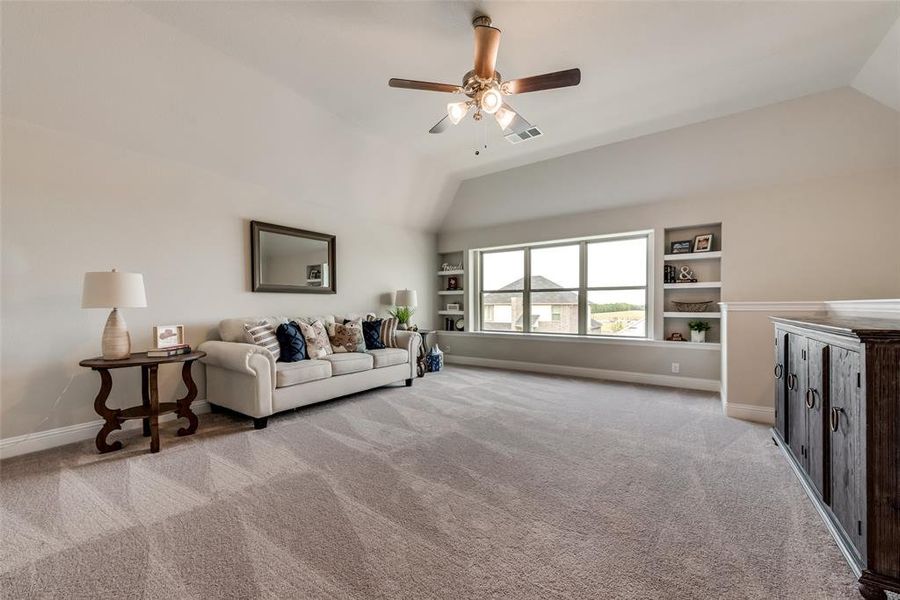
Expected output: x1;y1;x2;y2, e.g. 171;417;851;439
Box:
483;276;578;305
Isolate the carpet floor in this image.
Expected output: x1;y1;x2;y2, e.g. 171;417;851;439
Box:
0;366;863;599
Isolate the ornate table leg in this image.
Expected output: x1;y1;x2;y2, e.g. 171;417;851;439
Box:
175;359;199;437
93;368;123;453
148;365;160;453
141;365;151;437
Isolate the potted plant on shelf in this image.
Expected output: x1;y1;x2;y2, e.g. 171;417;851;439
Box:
389;305;415;331
688;320;711;343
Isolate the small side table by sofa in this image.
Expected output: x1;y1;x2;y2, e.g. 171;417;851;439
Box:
79;351;206;454
415;329;434;377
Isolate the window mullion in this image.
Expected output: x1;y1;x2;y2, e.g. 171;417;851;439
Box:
578;241;587;335
523;248;531;333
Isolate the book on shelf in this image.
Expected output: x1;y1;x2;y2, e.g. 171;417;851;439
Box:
147;344;191;357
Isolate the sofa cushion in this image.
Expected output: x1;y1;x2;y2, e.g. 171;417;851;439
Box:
220;317;282;343
368;348;409;369
362;319;385;350
329;320;363;354
275;359;332;388
322;352;373;376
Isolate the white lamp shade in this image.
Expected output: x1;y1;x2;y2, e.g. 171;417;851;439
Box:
395;289;417;307
82;271;147;308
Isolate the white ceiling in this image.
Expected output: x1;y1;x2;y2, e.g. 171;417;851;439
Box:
137;1;899;181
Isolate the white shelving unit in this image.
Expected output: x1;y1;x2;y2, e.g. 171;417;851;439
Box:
663;223;723;344
438;251;466;332
663;282;722;289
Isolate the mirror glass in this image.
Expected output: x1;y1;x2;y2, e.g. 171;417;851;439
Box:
251;222;336;293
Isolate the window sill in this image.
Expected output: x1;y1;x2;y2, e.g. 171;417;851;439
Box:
437;330;721;350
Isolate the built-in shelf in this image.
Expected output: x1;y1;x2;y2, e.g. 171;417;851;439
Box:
664;251;722;261
438;310;464;316
658;340;722;349
438;290;464;295
437;270;464;276
663;282;722;289
663;312;721;319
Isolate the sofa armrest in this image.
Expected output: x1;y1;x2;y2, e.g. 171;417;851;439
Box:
198;340;276;390
394;331;421;379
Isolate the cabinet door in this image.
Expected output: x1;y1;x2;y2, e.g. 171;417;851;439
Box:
829;346;866;560
787;333;809;467
805;340;827;498
774;329;788;440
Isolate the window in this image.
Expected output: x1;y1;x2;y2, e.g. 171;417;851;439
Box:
477;233;649;338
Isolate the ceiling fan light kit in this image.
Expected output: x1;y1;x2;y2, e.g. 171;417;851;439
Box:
389;15;581;144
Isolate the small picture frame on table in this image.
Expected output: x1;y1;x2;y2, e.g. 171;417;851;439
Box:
153;325;185;349
693;234;713;253
670;240;693;254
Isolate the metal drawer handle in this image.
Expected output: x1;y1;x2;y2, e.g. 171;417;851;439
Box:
787;373;796;391
774;364;783;380
805;388;817;409
830;407;843;432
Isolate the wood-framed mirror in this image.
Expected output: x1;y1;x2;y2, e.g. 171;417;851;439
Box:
250;221;336;294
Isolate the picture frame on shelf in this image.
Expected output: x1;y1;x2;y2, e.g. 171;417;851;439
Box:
153;324;185;349
693;234;713;252
446;303;460;311
447;276;459;290
670;240;693;254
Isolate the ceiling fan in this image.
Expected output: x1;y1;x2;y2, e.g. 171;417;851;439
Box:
388;15;581;140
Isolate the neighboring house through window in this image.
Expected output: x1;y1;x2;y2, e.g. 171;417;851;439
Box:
477;233;649;338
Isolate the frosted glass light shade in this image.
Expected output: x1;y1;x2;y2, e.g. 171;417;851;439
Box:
395;289;417;307
495;106;516;130
447;101;469;125
82;270;147;308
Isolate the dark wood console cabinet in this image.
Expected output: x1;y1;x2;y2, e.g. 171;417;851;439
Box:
772;317;900;599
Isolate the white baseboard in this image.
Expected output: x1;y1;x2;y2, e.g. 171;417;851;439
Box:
724;401;775;425
444;355;720;392
0;401;210;460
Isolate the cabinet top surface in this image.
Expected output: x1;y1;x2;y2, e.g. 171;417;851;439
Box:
771;316;900;341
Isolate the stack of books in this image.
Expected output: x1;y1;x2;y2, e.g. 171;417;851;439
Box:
147;344;191;358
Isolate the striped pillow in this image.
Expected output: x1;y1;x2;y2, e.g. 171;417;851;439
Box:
366;315;399;348
244;321;280;361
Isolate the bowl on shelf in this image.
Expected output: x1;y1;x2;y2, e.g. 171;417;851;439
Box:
671;300;713;312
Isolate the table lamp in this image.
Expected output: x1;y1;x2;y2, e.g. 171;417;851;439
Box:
82;269;147;359
395;289;418;309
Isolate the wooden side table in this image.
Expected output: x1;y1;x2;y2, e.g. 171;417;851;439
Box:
415;330;433;377
79;351;206;454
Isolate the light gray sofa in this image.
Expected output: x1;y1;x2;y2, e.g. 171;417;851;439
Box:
198;315;420;428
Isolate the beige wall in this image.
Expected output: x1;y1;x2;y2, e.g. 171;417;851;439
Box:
437;90;900;407
0;3;444;441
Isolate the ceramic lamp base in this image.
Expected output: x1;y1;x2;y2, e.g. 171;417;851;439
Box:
102;308;132;360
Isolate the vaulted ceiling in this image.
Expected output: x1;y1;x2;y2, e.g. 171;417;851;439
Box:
3;2;897;231
138;1;898;181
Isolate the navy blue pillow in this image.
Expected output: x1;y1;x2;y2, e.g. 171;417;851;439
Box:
276;321;307;362
362;319;385;350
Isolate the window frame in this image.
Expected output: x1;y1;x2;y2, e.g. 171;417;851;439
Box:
476;232;652;339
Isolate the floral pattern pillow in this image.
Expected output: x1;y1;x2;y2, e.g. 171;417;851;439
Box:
298;320;332;359
329;320;363;353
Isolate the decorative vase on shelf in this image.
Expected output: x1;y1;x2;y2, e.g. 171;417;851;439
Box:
691;330;706;343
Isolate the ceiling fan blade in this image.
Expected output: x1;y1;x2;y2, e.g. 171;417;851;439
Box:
473;24;501;79
428;115;450;134
389;78;461;93
502;68;581;95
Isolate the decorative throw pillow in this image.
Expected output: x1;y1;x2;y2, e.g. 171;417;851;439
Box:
362;318;386;350
244;321;280;361
379;316;400;349
329;321;363;353
276;321;307;362
298;320;332;359
342;318;367;352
